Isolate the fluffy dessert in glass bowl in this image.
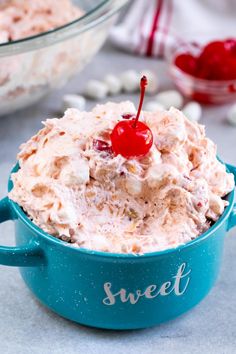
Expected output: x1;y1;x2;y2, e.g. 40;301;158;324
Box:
0;0;128;115
0;0;82;42
9;77;234;254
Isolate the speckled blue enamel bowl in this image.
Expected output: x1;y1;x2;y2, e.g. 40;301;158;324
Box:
0;163;235;330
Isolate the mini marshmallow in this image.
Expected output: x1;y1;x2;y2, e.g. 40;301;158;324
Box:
155;90;184;109
147;165;178;188
209;193;225;216
144;101;164;112
104;74;122;95
147;165;163;188
62;94;86;111
60;159;90;186
226;103;236;126
182;101;202;122
84;80;108;100
120;70;140;92
140;69;159;94
125;176;142;196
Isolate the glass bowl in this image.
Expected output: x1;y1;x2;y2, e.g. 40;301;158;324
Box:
166;32;236;104
0;0;128;116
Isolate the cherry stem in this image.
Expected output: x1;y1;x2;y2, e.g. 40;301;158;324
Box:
133;76;148;128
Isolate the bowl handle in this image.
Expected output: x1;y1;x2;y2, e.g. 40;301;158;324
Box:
226;163;236;231
0;197;45;267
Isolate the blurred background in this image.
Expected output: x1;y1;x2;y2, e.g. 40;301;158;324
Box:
0;1;236;353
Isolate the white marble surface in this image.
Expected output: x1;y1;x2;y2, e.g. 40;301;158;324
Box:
0;43;236;354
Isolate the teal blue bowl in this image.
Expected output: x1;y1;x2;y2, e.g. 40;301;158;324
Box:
0;163;235;330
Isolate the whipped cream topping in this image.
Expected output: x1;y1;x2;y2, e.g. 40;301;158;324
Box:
0;0;82;43
9;102;234;254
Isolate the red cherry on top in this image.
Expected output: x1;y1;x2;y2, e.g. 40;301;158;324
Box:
110;76;153;159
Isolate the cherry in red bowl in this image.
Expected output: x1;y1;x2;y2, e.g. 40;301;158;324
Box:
167;34;236;104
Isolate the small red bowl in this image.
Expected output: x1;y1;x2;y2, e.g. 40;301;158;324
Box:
166;34;236;104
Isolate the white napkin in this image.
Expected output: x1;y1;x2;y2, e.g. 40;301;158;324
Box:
110;0;236;57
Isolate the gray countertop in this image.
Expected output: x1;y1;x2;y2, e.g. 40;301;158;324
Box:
0;43;236;354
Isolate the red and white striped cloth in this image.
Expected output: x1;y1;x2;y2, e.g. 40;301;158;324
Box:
110;0;236;58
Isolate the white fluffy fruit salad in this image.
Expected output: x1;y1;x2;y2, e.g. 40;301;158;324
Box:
9;77;234;254
0;0;82;43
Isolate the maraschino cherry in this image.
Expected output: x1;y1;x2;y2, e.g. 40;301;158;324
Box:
174;38;236;81
110;76;153;159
